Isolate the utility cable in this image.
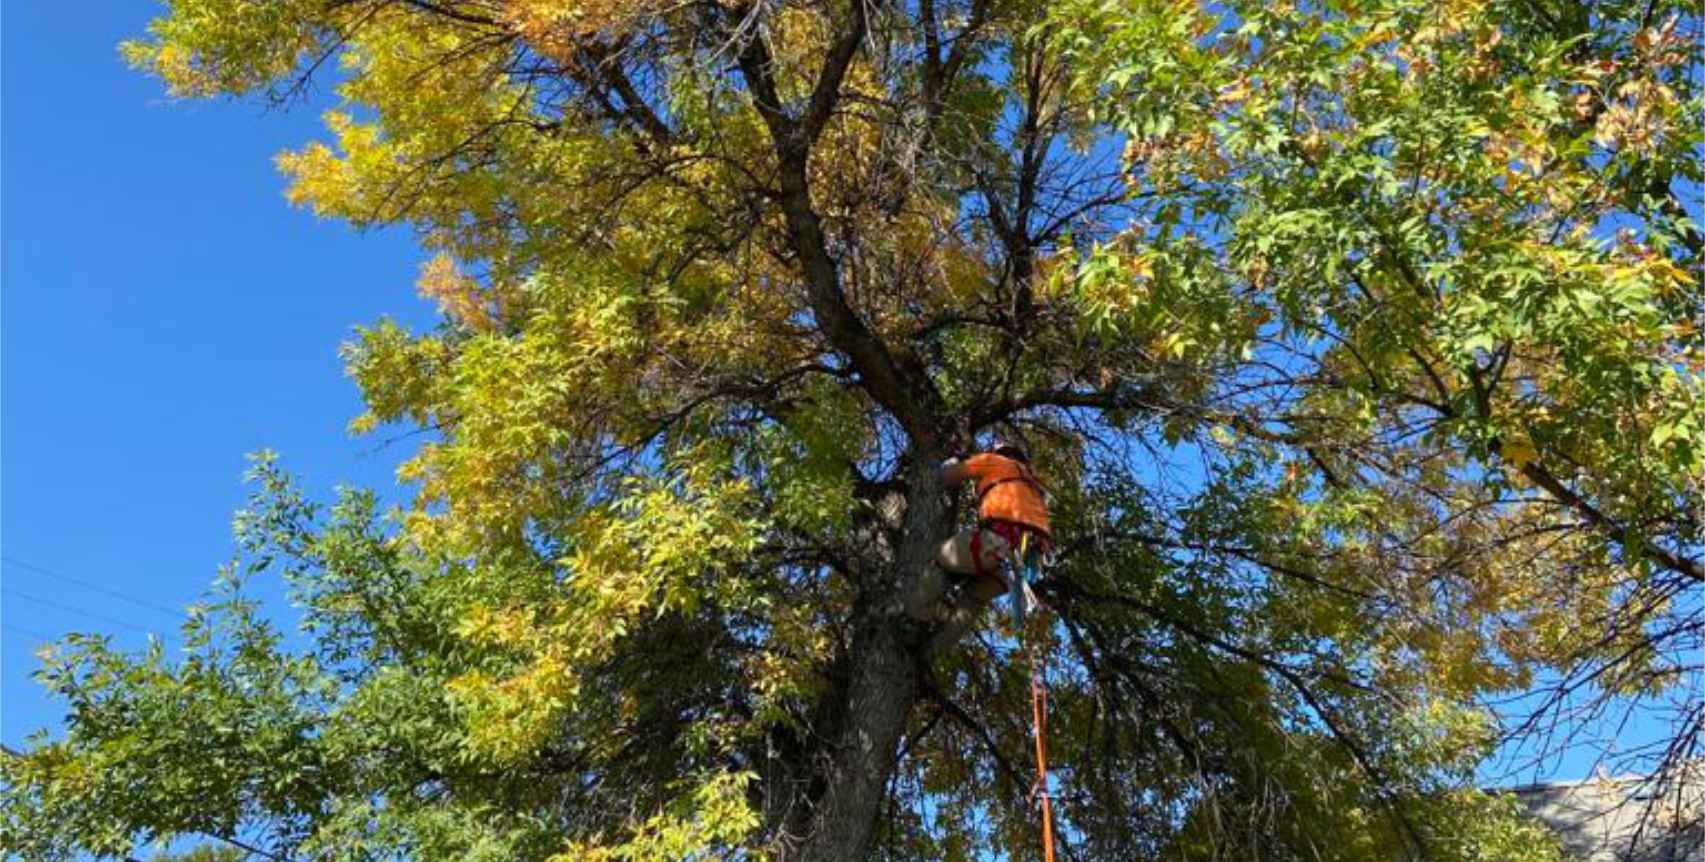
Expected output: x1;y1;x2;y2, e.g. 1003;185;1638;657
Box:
2;622;56;642
1;555;185;618
1;587;160;635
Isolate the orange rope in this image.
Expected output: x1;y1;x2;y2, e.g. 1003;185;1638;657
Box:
1029;641;1057;862
1019;529;1057;862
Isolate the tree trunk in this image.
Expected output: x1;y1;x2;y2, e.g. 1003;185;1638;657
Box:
781;618;918;861
780;459;951;861
733;16;961;853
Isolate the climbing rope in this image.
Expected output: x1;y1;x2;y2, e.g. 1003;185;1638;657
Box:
1011;533;1058;862
1028;637;1057;862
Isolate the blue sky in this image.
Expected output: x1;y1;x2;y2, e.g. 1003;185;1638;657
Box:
1;0;431;750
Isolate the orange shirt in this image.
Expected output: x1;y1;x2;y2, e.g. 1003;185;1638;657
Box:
964;453;1051;535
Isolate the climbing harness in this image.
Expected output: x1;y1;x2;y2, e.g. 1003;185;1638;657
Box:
974;471;1049;508
972;460;1052;520
970;519;1048;585
1004;532;1058;862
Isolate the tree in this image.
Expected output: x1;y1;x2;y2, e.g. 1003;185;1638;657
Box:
144;845;251;862
1048;0;1704;834
2;1;1698;860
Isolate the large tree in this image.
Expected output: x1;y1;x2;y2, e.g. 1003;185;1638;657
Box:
3;1;1699;860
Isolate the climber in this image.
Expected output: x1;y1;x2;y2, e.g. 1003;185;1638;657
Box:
937;442;1063;862
911;441;1052;637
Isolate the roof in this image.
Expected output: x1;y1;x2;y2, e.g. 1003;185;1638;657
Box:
1508;769;1704;862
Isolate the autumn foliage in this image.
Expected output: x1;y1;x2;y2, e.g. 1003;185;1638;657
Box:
3;2;1701;860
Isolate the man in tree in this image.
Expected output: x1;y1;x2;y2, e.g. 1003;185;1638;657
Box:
924;442;1051;629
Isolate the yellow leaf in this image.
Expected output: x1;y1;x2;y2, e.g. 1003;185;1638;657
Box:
1502;436;1538;468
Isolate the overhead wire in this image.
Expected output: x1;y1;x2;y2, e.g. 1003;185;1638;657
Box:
1;586;161;635
2;622;57;642
1;559;194;854
1;555;185;618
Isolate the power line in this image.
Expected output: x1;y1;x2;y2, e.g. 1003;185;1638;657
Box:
1;622;56;642
1;555;185;619
0;589;290;862
0;587;161;635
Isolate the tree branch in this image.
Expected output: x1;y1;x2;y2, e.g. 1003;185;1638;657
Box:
732;1;950;447
1519;461;1703;584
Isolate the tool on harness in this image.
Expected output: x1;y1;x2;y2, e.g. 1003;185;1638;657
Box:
973;524;1048;630
1006;532;1044;631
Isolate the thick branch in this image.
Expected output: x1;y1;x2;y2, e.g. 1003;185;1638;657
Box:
1519;461;1703;584
586;44;674;147
967;379;1169;431
802;0;868;144
733;2;950;446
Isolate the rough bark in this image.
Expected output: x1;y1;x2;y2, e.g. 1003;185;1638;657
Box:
779;458;953;861
778;614;919;860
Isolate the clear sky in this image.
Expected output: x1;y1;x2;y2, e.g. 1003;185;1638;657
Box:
1;0;432;750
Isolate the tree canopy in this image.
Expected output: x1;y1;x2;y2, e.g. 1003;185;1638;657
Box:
3;1;1700;860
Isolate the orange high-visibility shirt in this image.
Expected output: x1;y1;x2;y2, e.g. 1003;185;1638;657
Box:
964;453;1050;536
